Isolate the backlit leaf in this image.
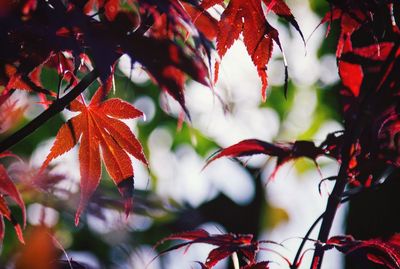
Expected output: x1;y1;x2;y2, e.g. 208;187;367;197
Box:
41;80;147;225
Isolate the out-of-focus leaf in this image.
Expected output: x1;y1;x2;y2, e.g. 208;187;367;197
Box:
15;226;54;269
0;152;25;243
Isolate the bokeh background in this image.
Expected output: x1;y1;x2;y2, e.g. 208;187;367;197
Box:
1;1;391;268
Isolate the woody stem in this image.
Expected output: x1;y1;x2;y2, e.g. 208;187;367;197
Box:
0;70;98;153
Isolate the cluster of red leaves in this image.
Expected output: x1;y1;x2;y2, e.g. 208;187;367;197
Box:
0;2;399;269
0;151;73;243
0;0;306;243
0;98;27;133
0;152;25;243
324;234;400;269
0;0;212;234
156;229;273;268
0;0;210;114
321;1;399;56
198;2;400;269
192;0;304;100
328;1;400;187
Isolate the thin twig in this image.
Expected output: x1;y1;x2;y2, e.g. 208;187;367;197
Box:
291;213;324;269
310;119;356;269
0;70;98;153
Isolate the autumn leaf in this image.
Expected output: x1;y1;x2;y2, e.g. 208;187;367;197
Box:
339;61;363;97
8;162;66;194
15;226;55;269
0;98;27;133
204;139;326;179
325;234;400;269
14;225;89;269
320;2;396;58
200;0;303;100
338;42;398;99
321;8;366;57
22;0;37;15
0;0;209;115
0;152;25;243
125;35;209;117
41;80;147;225
336;39;400;181
182;3;218;40
156;229;275;268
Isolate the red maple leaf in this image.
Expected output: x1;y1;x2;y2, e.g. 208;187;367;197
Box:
325;234;400;269
156;229;276;268
200;0;303;100
183;2;218;40
0;152;26;243
41;80;147;225
321;8;367;57
204;139;326;179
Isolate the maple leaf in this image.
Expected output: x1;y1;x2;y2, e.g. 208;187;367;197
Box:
338;61;363;98
8;162;66;193
338;42;398;100
0;152;26;243
156;229;275;268
125;35;209;117
41;80;147;225
15;225;55;269
320;8;366;57
0;0;211;119
13;224;88;268
320;2;398;58
200;0;304;100
335;39;400;184
204;139;327;179
0;98;27;133
2;62;54;96
325;234;400;269
183;3;218;40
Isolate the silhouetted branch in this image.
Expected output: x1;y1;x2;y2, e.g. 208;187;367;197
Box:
0;70;98;152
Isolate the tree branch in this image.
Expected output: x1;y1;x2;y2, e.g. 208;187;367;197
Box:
309;129;354;269
310;42;400;269
0;70;98;153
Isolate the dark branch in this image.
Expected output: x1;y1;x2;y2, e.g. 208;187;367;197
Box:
0;70;99;153
291;213;324;269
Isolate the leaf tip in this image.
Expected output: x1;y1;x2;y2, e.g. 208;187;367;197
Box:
74;206;83;226
14;223;25;244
